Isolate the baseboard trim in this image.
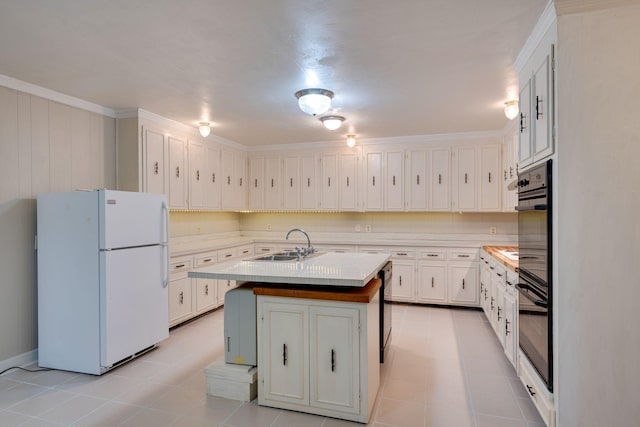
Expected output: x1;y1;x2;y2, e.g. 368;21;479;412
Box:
0;350;38;376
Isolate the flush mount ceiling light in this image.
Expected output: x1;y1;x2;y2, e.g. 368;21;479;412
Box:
346;134;356;148
198;122;211;137
504;100;519;120
295;88;334;116
319;115;345;131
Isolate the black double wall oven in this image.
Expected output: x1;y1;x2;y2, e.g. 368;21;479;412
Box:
516;159;553;392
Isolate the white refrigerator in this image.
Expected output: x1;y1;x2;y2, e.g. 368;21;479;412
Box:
37;189;170;375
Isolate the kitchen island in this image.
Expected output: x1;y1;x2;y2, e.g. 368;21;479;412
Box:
189;251;389;423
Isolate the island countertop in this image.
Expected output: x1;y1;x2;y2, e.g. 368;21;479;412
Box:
188;252;391;287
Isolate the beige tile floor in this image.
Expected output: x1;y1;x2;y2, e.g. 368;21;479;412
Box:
0;304;545;426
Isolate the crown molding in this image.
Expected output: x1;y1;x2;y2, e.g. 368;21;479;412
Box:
0;73;117;117
555;0;640;15
514;1;557;73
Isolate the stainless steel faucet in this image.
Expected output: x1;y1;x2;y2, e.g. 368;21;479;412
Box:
285;228;314;258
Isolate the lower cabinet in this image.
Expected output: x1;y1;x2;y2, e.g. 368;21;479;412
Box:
390;260;416;301
257;294;379;423
168;276;193;326
417;262;446;303
195;278;217;313
448;263;479;305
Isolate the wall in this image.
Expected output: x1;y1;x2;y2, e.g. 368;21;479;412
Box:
240;211;517;236
0;86;116;364
557;4;640;426
169;211;241;237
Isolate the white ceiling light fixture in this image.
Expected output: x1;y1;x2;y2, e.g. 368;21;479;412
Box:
504;100;519;120
295;88;334;116
198;122;211;137
319;115;345;131
346;134;356;148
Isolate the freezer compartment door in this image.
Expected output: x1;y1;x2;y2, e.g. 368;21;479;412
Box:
101;245;169;368
99;190;168;249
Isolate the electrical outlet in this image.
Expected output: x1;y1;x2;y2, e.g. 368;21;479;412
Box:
365;224;372;233
266;224;272;231
355;224;361;232
490;227;497;234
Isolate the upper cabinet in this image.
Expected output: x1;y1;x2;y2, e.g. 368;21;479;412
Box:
518;24;556;169
385;150;404;211
142;128;166;196
222;149;248;211
452;145;502;212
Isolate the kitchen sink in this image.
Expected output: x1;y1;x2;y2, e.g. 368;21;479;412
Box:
252;251;322;262
497;250;519;261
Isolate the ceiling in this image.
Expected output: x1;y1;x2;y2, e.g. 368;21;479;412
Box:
0;0;548;146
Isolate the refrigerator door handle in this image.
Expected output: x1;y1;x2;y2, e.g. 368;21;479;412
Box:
162;201;170;288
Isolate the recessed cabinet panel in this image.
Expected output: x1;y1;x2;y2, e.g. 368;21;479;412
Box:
195;278;217;312
249;157;264;210
264;157;282;210
364;151;383;211
189;141;205;209
519;79;533;168
261;302;309;406
454;147;477;211
430;148;450;211
407;150;427;211
339;153;357;211
168;136;187;209
320;154;338;210
385;151;404;210
284;156;301;210
143;129;165;195
448;263;479;305
168;277;192;324
533;48;554;161
310;306;359;414
417;263;446;303
391;261;415;301
479;145;501;211
301;155;317;210
205;146;221;209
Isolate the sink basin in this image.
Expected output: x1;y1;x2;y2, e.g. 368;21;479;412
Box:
253;253;298;261
252;251;322;262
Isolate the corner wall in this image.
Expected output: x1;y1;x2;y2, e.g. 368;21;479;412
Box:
557;4;640;426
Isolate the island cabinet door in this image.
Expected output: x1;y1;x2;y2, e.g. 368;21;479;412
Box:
260;301;309;406
309;306;360;415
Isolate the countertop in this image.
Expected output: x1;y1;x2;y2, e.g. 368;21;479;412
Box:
252;277;381;303
482;245;519;271
189;252;391;287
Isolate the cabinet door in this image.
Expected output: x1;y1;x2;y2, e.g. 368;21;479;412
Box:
391;261;415;302
205;146;221;209
261;301;309;406
453;147;476;211
502;136;518;212
309;306;359;414
143;128;166;195
339;153;357;211
417;263;446;303
494;280;506;346
195;278;217;312
364;151;383;211
217;279;236;306
264;157;282;210
235;153;248;210
479;258;492;316
518;79;533;168
221;150;235;209
479;145;501;211
320;154;338;210
168;136;187;209
406;150;427;210
189;141;205;209
249;157;264;210
430;148;450;211
448;263;479;305
533;46;554;161
168;277;193;325
503;291;517;367
283;156;300;210
301;155;317;210
385;150;404;210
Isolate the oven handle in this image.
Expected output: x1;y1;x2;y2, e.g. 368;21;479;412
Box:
516;204;547;211
516;283;548;308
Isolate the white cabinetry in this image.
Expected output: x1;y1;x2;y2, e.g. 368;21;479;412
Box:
406;150;427;211
363;150;383;211
168;256;194;327
502;133;518;212
189;141;222;210
249;157;264;210
283;156;301;210
452;147;477;211
504;269;518;367
519;25;556;169
257;293;379;423
319;154;338;210
194;252;218;313
142;128;166;195
430;148;450;211
264;157;282;210
301;155;318;210
339;152;358;211
417;262;446;303
222;150;248;210
168;136;188;209
385;150;404;210
479;145;501;211
389;251;416;302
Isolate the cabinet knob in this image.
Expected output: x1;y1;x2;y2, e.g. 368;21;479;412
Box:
462;278;465;289
154;161;159;175
393;175;396;186
179;291;184;305
283;343;288;366
431;277;434;288
212;172;216;183
196;170;200;181
331;349;336;372
176;166;180;178
438;173;442;185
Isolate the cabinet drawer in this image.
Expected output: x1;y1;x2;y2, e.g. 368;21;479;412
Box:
255;245;277;254
195;252;218;267
358;246;387;254
418;249;446;261
237;244;254;258
170;257;193;278
218;249;237;262
448;249;479;261
390;249;416;259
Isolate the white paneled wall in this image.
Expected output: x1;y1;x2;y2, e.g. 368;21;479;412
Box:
0;85;116;363
0;87;115;203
